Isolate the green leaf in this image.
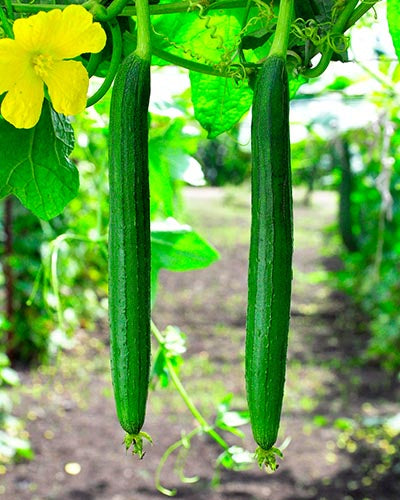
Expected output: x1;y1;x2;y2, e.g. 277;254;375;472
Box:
151;218;219;272
215;395;249;437
325;75;353;91
150;218;219;302
152;10;242;68
313;415;329;427
0;102;78;220
217;446;254;471
289;74;308;98
152;10;251;137
151;326;186;388
0;353;10;368
149;117;204;217
189;69;304;138
312;0;335;21
388;0;400;63
0;367;20;387
0;431;34;461
190;72;253;138
333;417;355;431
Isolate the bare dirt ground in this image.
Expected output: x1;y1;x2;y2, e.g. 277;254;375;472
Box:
2;186;399;500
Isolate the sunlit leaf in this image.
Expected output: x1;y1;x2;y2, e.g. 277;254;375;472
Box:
217;446;254;470
387;0;400;63
0;367;20;387
190;72;253;138
151;218;219;272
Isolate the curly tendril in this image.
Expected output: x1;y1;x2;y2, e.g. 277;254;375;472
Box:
326;31;350;53
251;0;274;21
291;18;332;47
152;24;218;67
301;0;359;78
192;0;225;49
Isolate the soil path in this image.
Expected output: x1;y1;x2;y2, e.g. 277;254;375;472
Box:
2;187;399;500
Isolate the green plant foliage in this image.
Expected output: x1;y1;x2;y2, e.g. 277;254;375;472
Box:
387;0;400;62
190;71;253;138
0;0;396;489
151;219;219;273
149;116;203;218
151;325;186;388
196;128;250;186
0;103;78;220
0;353;34;464
152;10;243;68
151;218;220;299
0;198;58;363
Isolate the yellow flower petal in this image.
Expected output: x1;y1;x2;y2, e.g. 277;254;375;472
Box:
0;39;30;94
43;60;89;116
12;10;63;54
1;72;44;129
13;5;106;59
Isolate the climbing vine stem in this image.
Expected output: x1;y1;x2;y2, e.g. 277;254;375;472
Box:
135;0;152;60
303;0;359;78
0;5;13;38
151;321;230;452
86;20;122;107
268;0;294;58
10;0;247;16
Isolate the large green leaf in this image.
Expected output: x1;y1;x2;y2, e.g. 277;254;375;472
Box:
152;10;243;67
387;0;400;62
151;219;219;272
152;9;253;137
190;72;253;138
313;0;335;20
0;102;78;220
150;218;220;302
149;117;203;218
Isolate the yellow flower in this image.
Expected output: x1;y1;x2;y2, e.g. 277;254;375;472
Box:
0;5;106;129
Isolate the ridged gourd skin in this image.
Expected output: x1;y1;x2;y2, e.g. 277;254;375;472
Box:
245;55;293;452
108;53;151;435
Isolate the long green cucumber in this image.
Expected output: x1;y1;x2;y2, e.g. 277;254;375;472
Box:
108;52;151;456
245;55;293;470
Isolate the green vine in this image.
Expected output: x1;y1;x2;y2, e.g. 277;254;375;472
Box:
135;0;152;60
155;427;201;495
346;0;381;29
86;20;122;107
10;0;248;16
152;43;237;77
0;5;13;38
4;0;13;19
268;0;294;58
151;321;230;453
85;0;129;21
85;51;103;78
302;0;360;78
